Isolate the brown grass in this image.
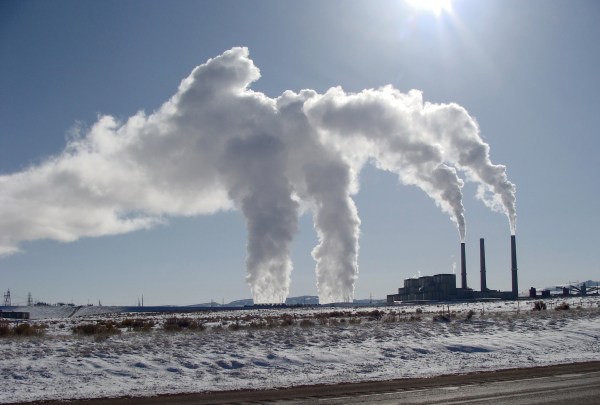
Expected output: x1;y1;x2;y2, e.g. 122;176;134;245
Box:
0;321;46;338
162;317;205;332
72;321;120;336
117;318;155;331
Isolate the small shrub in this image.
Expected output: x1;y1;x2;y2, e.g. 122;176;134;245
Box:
465;310;476;320
433;314;451;322
13;323;46;337
382;314;397;323
315;314;329;326
280;314;295;327
163;317;204;332
118;318;155;331
228;322;243;331
119;318;135;327
72;322;120;336
348;317;362;325
0;321;10;337
327;311;340;318
299;319;315;328
533;301;547;311
555;302;570;311
248;320;266;329
416;308;423;314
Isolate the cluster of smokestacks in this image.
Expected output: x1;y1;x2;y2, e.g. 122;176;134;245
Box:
460;235;518;298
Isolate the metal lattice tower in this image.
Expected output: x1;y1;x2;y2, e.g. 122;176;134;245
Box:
27;292;33;306
3;289;11;306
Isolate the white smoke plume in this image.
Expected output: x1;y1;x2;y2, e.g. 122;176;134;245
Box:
0;47;516;303
304;87;467;240
421;102;517;234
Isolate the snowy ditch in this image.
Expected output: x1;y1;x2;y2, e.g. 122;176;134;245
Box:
1;296;599;403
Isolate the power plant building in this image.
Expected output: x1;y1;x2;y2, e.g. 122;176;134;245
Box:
387;274;465;303
387;236;519;304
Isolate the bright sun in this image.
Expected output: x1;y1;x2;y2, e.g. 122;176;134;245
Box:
406;0;453;16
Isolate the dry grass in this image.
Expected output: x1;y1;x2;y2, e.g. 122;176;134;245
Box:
72;320;120;336
0;321;46;338
117;318;155;331
280;314;295;327
299;318;315;327
163;317;206;332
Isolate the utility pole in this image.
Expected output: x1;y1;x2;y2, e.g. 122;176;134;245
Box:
3;289;11;306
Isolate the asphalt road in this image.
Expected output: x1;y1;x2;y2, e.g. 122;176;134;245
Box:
288;369;600;405
22;361;600;405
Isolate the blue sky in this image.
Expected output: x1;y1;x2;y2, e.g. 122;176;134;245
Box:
1;0;598;305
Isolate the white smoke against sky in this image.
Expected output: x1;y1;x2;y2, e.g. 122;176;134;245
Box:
303;86;468;241
0;47;516;303
422;102;517;234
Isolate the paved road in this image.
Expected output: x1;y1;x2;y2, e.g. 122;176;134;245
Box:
22;361;600;405
288;369;600;404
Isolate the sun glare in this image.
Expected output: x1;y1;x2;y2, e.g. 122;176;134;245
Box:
406;0;453;16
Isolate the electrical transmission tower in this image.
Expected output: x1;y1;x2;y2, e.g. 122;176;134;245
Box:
27;292;33;306
3;289;11;306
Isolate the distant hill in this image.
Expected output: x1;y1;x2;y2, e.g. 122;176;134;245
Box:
225;299;254;307
225;296;319;306
352;298;386;305
543;280;600;290
187;302;223;308
187;295;385;307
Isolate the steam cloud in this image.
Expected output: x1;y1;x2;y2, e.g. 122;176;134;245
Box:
0;48;516;303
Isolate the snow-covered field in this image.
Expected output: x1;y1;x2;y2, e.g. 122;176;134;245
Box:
2;297;600;403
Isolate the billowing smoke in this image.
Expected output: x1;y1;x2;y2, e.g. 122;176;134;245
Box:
422;102;517;234
304;87;467;241
304;86;517;238
0;47;516;303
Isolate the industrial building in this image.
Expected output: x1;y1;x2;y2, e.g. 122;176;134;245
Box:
387;235;518;304
387;273;467;302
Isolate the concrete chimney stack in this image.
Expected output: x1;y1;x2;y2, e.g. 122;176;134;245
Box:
511;235;518;299
460;242;467;289
480;238;487;293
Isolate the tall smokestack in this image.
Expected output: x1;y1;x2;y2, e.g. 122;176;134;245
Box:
480;238;487;293
511;234;518;299
460;242;467;289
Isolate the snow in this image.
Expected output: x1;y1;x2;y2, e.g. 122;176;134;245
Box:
2;297;600;403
